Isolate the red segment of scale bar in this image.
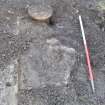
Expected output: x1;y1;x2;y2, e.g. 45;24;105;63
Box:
84;44;94;80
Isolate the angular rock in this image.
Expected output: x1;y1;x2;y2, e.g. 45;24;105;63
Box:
20;39;76;90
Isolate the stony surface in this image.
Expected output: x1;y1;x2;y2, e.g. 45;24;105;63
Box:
0;0;105;105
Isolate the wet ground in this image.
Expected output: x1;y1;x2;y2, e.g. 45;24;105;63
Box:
0;0;105;105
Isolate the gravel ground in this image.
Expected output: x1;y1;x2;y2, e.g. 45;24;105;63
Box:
0;0;105;105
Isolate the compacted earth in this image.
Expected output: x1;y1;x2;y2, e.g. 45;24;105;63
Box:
0;0;105;105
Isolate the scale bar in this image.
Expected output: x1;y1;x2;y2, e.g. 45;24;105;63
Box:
79;15;95;93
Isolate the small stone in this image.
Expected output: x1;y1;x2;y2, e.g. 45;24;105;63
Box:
97;0;105;11
46;38;60;45
28;4;53;21
6;82;11;87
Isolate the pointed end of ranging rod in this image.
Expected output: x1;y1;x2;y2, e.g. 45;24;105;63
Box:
90;79;95;93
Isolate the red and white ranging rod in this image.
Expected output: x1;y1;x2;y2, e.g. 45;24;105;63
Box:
79;15;95;93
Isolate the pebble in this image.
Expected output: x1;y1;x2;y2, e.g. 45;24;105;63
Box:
28;4;53;21
97;0;105;11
